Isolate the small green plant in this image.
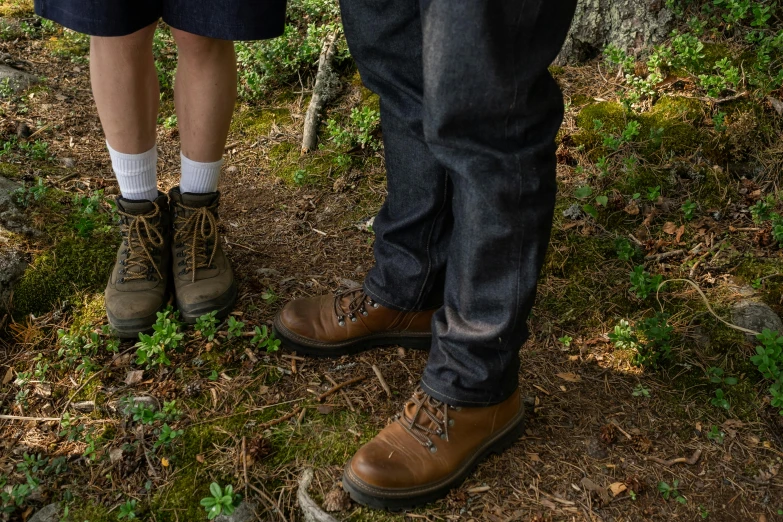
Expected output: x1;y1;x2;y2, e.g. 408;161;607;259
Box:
558;335;573;347
200;483;239;520
261;288;278;304
646;185;661;202
154;424;183;449
227;316;246;339
609;319;638;350
13;177;49;207
629;265;663;299
713;111;727;132
293;169;308;186
635;313;673;368
707;367;738;386
250;325;282;353
195;311;219;341
117;499;138;520
706;425;725;443
681;200;696;221
699;505;710;519
615;238;636;261
658;480;686;504
135;308;184;368
750;329;783;381
632;384;651;397
710;389;730;410
752;277;763;289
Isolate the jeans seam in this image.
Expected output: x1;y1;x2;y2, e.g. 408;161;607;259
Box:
412;174;449;309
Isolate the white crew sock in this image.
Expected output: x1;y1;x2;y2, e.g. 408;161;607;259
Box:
180;153;222;194
107;142;159;202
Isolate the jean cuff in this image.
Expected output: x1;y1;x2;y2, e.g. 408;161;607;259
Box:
419;378;516;408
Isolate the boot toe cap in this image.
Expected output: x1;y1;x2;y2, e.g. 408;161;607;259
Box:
276;298;323;340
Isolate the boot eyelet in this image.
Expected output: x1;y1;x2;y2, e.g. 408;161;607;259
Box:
448;419;455;427
178;261;184;266
361;309;368;316
429;445;437;453
178;270;185;276
118;278;125;284
350;314;357;322
338;316;345;327
440;433;448;440
372;303;379;308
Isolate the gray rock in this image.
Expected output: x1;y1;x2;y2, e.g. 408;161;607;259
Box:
586;438;608;459
562;203;583;220
28;503;61;522
61;157;76;168
215;502;258;522
0;176;32;235
0;236;26;311
556;0;673;65
0;64;39;93
731;300;783;342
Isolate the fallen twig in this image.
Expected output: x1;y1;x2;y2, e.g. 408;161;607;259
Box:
317;375;366;402
249;483;289;522
297;468;338;522
371;364;391;398
301;32;339;154
0;414;61;422
325;374;355;412
648;448;702;467
258;407;302;431
645;249;684;262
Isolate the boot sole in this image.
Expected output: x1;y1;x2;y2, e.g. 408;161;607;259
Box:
107;309;161;339
272;315;431;357
342;404;525;511
177;281;238;324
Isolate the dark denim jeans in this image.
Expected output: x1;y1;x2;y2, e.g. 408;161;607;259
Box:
342;0;577;406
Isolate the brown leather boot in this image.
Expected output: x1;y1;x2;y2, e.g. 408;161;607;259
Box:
273;288;434;356
169;187;237;323
342;387;525;510
105;193;171;338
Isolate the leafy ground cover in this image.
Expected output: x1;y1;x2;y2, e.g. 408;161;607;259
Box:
1;0;782;520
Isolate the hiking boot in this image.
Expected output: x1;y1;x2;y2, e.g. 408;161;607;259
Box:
343;387;525;510
273;288;434;356
105;193;171;338
169;187;237;323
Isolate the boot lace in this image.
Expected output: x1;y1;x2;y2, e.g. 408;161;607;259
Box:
174;202;219;282
332;288;379;327
394;388;460;453
117;203;164;283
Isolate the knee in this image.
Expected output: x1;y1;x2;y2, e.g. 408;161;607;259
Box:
171;29;233;58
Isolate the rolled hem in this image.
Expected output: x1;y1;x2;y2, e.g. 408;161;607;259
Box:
35;3;160;37
363;280;417;313
420;378;517;408
164;13;286;42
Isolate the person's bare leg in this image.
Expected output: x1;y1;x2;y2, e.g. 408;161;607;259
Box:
90;23;159;154
171;29;237;163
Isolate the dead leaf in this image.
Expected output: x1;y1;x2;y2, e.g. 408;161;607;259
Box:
161;457;169;467
196;454;205;464
663;221;677;235
109;448;124;463
722;419;744;439
608;482;627;497
317;405;334;415
675;225;686;243
125;370;144;386
2;366;13;385
258;385;269;395
768;96;783;116
580;477;610;504
540;499;558;510
556;372;581;382
527;453;541;462
624;200;640;216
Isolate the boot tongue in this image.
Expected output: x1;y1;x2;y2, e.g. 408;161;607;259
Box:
179;191;219;208
116;197;158;215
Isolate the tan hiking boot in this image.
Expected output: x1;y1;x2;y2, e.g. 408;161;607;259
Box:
273;288;434;356
342;387;525;510
105;193;171;338
169;187;237;323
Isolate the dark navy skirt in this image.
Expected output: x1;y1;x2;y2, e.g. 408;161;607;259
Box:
34;0;287;40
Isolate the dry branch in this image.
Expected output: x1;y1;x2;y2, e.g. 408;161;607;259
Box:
317;375;366;402
301;32;339;154
648;449;702;467
297;468;339;522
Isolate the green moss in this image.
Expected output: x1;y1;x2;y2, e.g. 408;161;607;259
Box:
549;65;566;77
67;500;112;522
13;234;116;317
268;408;374;468
573;97;707;159
268;142;346;187
0;0;32;17
230;106;292;138
45;30;89;58
0;163;20;179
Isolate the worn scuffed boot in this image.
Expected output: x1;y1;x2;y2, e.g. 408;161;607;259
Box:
273;288;435;356
105;193;171;338
169;187;236;323
342;387;525;510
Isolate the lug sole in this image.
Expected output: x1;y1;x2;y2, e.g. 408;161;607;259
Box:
106;309;161;339
177;281;238;324
342;406;525;511
272;316;431;357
